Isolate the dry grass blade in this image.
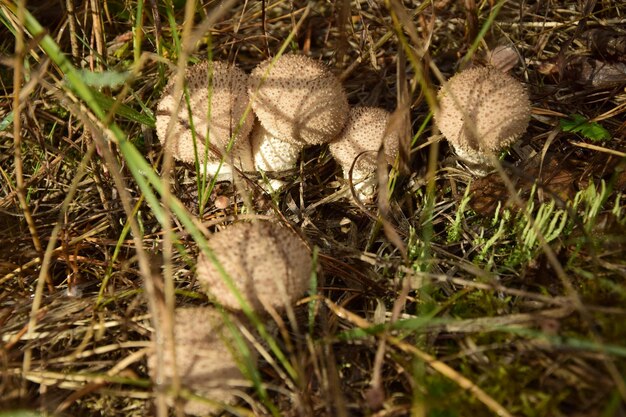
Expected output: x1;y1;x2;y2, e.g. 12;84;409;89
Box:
1;0;625;416
570;140;626;157
323;297;513;417
388;335;514;417
11;0;42;264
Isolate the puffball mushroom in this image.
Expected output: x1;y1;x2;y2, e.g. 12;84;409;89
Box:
328;106;400;199
156;60;255;180
434;66;531;174
249;121;301;191
147;307;255;416
196;221;312;313
248;54;349;181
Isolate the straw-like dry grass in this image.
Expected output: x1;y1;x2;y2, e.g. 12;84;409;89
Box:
1;1;625;416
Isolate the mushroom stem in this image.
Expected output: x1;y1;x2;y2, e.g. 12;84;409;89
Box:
250;122;301;190
200;160;234;182
346;169;379;200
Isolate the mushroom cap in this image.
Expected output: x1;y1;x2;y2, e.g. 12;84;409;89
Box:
196;221;312;313
434;66;530;163
248;54;349;145
156;60;254;171
147;307;254;416
328;106;400;179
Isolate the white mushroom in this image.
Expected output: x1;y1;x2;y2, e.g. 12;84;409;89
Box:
328;106;400;200
249;121;300;191
434;66;531;175
248;54;349;187
147;307;255;416
156;60;255;180
196;221;312;313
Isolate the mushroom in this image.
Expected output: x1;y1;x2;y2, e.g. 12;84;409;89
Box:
156;60;255;180
248;54;349;186
328;106;400;200
434;66;531;174
196;221;312;313
147;307;255;416
249;121;300;191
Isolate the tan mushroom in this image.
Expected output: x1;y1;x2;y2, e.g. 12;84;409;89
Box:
434;66;531;174
248;54;349;181
147;307;255;416
196;221;312;313
328;106;400;199
156;60;254;180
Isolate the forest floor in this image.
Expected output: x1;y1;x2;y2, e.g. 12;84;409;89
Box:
1;1;626;416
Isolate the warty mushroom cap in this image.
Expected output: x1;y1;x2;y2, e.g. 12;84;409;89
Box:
147;307;255;416
156;60;255;178
328;106;400;199
329;106;400;180
248;54;349;146
196;221;312;313
434;66;531;169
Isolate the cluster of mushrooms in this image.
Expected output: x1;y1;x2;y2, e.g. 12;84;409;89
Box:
156;53;531;198
149;53;532;414
156;54;396;199
148;221;312;415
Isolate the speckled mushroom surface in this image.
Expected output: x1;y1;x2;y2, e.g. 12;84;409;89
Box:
329;106;399;181
147;307;253;416
434;66;531;169
156;60;255;176
248;54;349;146
250;120;300;173
196;221;312;313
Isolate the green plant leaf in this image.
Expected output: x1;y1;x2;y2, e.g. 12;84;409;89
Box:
559;114;611;142
0;110;13;132
89;88;156;128
75;69;131;88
